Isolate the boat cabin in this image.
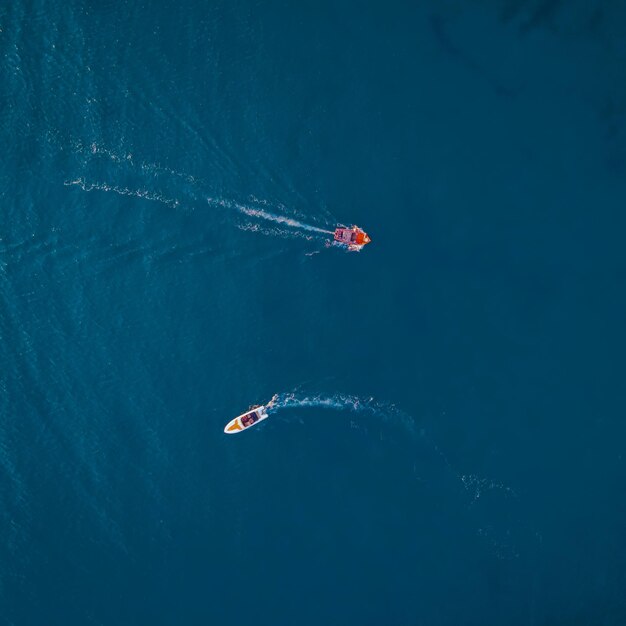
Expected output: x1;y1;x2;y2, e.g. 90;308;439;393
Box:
241;410;261;427
334;228;357;244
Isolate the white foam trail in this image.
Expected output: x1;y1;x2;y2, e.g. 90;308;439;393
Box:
267;391;416;433
237;222;316;241
238;206;333;234
56;135;331;228
248;194;333;227
64;178;179;208
208;198;333;235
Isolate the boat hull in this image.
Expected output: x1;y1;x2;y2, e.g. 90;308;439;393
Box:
333;225;371;250
224;405;269;434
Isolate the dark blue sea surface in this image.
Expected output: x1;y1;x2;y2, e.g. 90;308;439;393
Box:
2;1;626;624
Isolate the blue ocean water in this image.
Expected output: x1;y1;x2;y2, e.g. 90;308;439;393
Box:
2;1;626;624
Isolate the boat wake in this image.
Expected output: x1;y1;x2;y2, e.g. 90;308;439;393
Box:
234;205;333;235
64;173;334;249
236;223;318;242
207;197;334;241
54;134;198;184
266;391;417;433
264;389;523;559
64;178;180;208
59;136;347;250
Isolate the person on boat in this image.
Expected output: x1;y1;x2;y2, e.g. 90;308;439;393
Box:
242;412;258;427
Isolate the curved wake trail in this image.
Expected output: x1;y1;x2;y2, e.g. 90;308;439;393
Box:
264;389;522;559
266;391;516;501
267;391;416;433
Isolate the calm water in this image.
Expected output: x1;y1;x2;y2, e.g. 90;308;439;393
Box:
2;1;626;624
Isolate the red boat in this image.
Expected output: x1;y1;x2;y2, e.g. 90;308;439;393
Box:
333;225;371;250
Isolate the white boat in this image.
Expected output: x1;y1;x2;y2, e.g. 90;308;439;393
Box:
224;399;274;434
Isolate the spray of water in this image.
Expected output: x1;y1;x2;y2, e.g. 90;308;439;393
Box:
207;198;333;235
236;205;333;234
236;223;317;241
